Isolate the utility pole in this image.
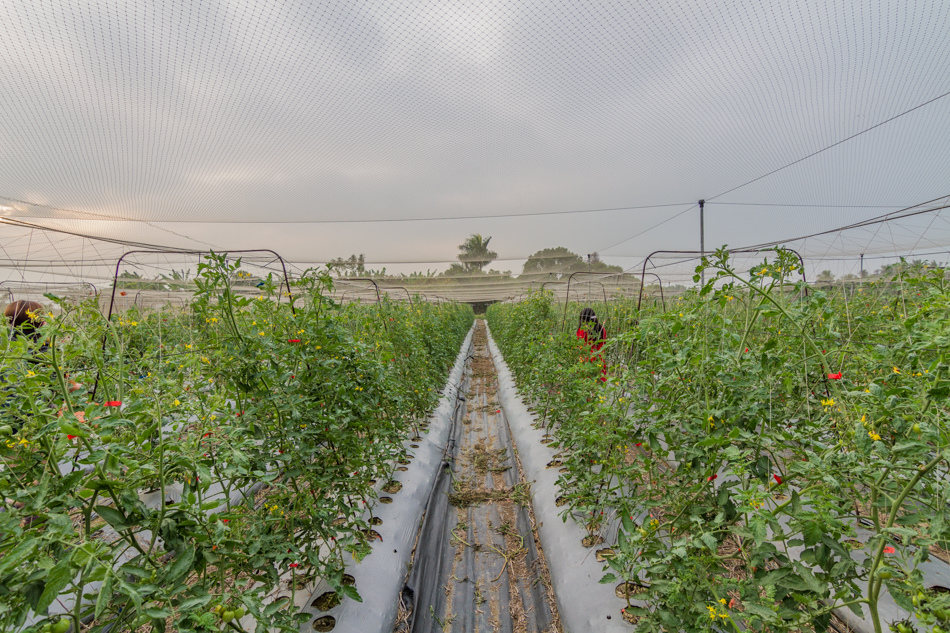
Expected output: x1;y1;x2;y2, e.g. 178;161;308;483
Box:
586;254;591;301
699;199;706;286
860;253;865;278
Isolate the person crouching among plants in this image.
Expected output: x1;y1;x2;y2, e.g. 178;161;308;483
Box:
5;300;49;349
2;301;84;405
576;307;607;382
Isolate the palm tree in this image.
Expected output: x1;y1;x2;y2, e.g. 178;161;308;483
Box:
457;234;498;273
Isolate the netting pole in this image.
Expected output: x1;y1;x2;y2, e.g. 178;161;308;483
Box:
699;199;706;286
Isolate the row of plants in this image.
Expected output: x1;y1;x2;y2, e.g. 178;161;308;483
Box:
487;249;950;633
0;253;474;633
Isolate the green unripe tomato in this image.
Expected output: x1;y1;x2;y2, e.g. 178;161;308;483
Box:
936;608;948;621
0;425;12;436
895;623;911;633
934;626;944;633
52;618;71;633
212;604;223;615
41;624;51;633
912;423;922;434
100;434;113;443
222;611;234;623
877;569;892;579
234;607;246;619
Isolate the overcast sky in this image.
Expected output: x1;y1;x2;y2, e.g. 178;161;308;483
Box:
1;0;949;276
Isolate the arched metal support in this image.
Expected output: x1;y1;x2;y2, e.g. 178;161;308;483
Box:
94;249;295;400
637;248;808;311
639;273;666;311
561;272;609;332
0;280;99;300
384;285;413;306
340;278;381;303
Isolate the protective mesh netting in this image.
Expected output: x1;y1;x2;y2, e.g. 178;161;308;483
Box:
1;1;949;298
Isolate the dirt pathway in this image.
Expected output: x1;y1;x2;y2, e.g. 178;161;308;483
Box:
403;320;560;633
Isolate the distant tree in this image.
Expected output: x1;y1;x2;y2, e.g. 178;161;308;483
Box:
329;254;366;276
817;270;835;282
442;262;467;277
328;254;388;277
521;248;623;280
457;234;497;273
522;247;585;279
588;252;623;274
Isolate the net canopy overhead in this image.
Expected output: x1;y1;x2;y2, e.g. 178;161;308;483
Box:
1;1;949;294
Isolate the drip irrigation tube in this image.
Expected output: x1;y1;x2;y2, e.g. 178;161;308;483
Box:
485;324;633;631
298;324;476;633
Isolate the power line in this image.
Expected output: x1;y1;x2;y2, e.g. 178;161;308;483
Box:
1;196;693;223
1;194;912;225
738;195;950;251
708;90;950;202
596;88;950;255
598;204;697;253
710;202;905;209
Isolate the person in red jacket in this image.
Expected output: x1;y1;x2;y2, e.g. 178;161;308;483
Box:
576;307;607;381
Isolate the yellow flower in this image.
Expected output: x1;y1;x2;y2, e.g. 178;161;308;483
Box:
719;598;727;605
893;367;900;374
174;399;180;406
868;431;881;441
821;398;835;407
185;344;193;349
26;370;36;378
258;331;265;336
